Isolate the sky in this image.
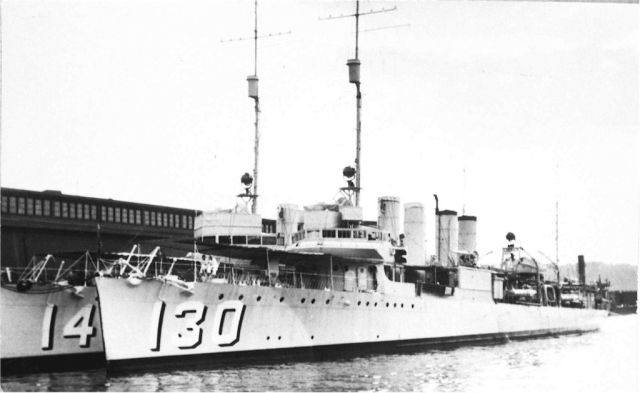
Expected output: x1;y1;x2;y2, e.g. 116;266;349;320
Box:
1;0;638;267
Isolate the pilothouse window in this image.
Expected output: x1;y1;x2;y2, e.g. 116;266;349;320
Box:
322;230;335;238
338;230;352;239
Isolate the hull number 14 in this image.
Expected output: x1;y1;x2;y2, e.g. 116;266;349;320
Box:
41;303;97;350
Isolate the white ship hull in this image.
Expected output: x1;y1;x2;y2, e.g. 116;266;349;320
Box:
96;277;607;371
0;286;104;373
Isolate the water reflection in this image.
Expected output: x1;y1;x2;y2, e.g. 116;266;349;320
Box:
2;316;636;392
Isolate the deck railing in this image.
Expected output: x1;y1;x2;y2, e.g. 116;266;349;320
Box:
194;264;376;293
291;228;391;244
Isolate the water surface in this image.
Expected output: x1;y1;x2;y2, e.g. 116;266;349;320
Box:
2;315;637;392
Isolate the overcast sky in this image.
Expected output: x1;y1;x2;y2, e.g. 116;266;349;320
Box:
1;0;638;267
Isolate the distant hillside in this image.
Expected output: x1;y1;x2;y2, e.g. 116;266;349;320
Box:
559;262;637;291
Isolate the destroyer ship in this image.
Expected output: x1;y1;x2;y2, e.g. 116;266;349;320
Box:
0;253;105;372
96;184;607;371
93;0;607;372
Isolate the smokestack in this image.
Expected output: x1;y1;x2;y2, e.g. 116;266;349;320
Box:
435;209;458;266
578;255;586;286
404;203;426;266
378;196;401;241
457;215;477;253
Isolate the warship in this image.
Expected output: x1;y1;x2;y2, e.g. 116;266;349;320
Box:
95;0;606;370
0;253;105;373
95;189;607;372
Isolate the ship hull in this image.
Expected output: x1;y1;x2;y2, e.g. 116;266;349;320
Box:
107;328;591;373
96;278;607;372
0;286;104;374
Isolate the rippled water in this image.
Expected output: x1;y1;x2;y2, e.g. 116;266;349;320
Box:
2;315;637;392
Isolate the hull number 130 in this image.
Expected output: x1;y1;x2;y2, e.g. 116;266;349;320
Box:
149;300;246;351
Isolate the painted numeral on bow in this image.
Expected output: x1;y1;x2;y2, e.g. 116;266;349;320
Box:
149;300;166;351
62;304;96;347
173;301;207;349
41;304;58;350
211;300;246;347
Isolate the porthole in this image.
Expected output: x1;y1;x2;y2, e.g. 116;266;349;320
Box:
366;301;370;306
301;298;306;304
218;294;224;300
401;303;404;308
386;302;389;307
311;335;314;340
394;303;397;308
311;298;316;304
278;336;282;340
267;336;270;340
257;296;262;302
357;301;361;306
239;294;244;300
411;304;415;308
376;334;380;339
374;302;378;307
325;299;330;304
280;297;285;302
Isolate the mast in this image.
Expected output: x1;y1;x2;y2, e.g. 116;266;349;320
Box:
555;160;559;265
321;0;396;208
354;0;361;207
555;199;559;265
222;1;291;214
251;0;260;214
